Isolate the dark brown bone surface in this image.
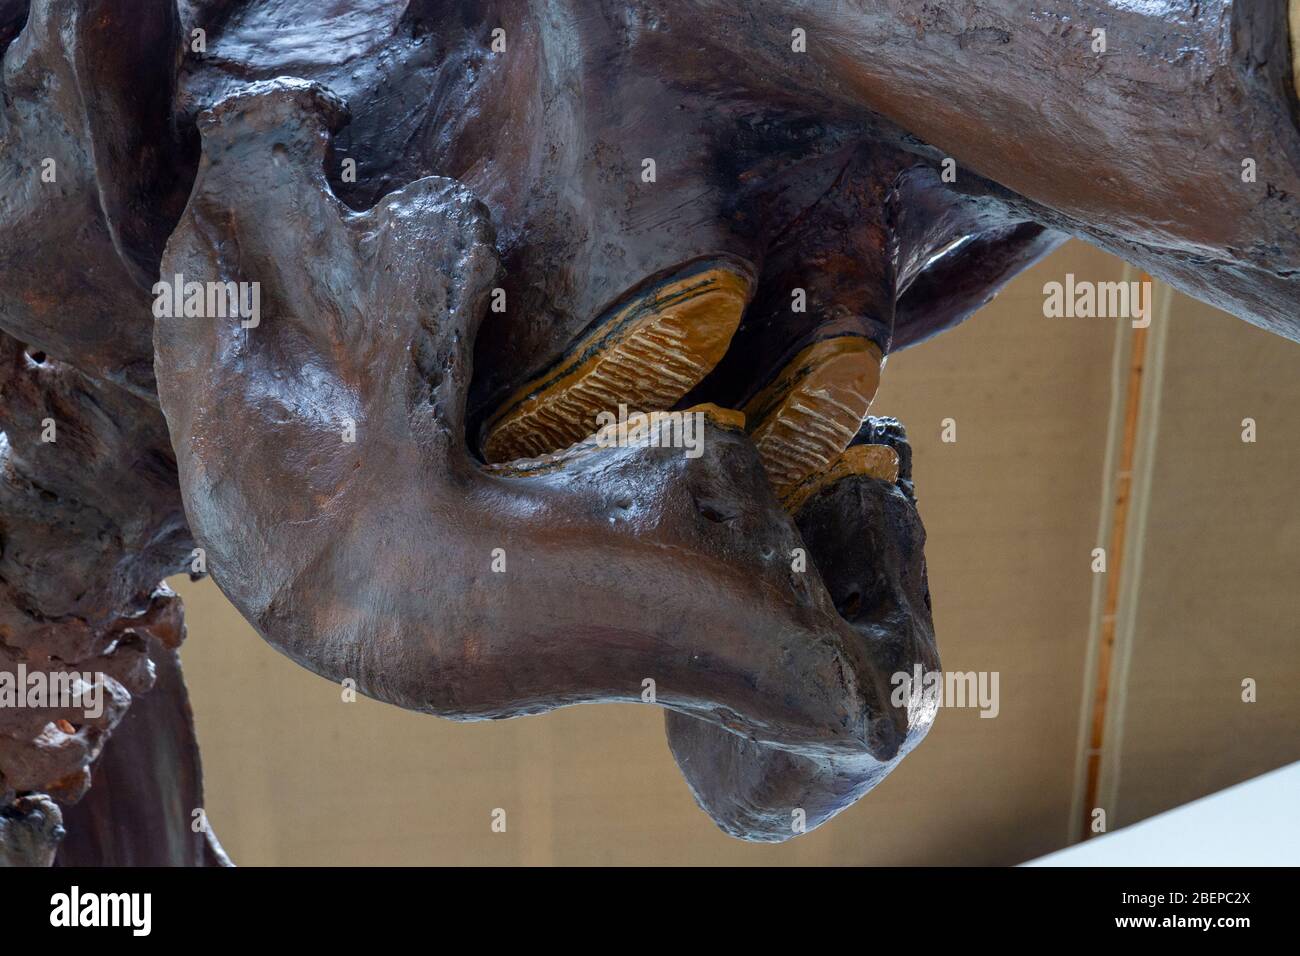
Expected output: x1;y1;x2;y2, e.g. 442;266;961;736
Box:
0;0;213;865
1;0;1297;860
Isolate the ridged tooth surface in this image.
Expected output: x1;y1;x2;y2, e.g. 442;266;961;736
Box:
782;443;901;515
482;266;751;464
744;336;883;500
484;402;747;479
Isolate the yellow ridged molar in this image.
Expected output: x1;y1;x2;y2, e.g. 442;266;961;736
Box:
481;266;752;464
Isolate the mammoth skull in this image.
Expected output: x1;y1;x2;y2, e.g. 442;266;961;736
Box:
1;0;1297;860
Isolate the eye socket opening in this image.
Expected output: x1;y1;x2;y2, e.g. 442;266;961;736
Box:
837;590;863;619
25;349;47;366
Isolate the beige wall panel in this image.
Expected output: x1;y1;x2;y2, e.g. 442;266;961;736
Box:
1110;296;1300;829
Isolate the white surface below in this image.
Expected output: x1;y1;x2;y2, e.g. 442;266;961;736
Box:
1027;761;1300;866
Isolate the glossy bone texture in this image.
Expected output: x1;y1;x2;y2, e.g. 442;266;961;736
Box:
1;0;1299;860
0;0;216;866
153;81;935;803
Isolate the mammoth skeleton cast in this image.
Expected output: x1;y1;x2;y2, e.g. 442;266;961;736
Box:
1;0;1298;864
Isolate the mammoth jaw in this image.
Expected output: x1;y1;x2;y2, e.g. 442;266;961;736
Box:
152;78;937;841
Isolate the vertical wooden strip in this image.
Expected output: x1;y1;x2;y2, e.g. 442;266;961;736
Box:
1073;271;1170;842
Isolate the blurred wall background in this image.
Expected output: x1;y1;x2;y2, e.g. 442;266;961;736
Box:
169;240;1300;865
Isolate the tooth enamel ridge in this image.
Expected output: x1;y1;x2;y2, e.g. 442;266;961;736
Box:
783;443;901;515
743;336;885;500
482;266;752;463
